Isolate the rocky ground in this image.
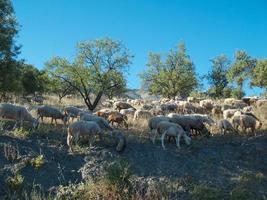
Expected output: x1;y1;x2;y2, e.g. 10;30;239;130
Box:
0;122;267;199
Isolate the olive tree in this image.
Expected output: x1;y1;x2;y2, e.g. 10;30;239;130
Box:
46;38;132;110
140;43;198;99
227;50;256;99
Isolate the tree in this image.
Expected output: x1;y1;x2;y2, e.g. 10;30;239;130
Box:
0;0;21;100
20;64;47;95
103;71;127;100
227;50;256;99
46;38;132;110
205;55;229;98
140;43;198;99
250;59;267;95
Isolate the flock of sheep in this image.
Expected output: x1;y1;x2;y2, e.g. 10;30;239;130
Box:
0;96;265;152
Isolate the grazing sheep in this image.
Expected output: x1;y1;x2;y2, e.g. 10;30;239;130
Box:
63;106;82;122
107;113;128;129
168;114;209;136
80;114;113;131
149;107;164;116
148;116;171;143
0;103;38;129
67;121;103;152
199;99;214;111
239;114;262;135
223;109;239;119
156;121;191;149
109;130;126;152
37;105;69;125
120;108;135;119
242;106;253;113
212;105;222;117
218;119;236;135
133;109;153;121
113;101;135;111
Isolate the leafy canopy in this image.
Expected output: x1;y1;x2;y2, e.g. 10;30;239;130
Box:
46;38;132;110
140;43;198;99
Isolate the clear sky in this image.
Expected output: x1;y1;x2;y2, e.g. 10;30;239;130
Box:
12;0;267;95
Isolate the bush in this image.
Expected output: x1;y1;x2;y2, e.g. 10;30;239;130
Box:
104;159;133;199
31;155;45;170
190;184;228;200
12;127;32;138
6;173;24;191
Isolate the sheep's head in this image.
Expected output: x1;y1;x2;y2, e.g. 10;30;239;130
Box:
184;133;192;146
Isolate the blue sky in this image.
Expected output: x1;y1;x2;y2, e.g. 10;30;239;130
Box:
12;0;267;95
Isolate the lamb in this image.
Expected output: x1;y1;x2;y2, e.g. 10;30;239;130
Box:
67;121;103;152
113;101;135;111
133;109;153;121
148;116;171;143
156;121;191;149
218;119;236;135
37;105;69;125
80;113;113;131
107;112;128;129
63;106;82;122
0;103;38;129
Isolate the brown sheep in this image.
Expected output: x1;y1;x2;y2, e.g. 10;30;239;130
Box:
107;113;128;129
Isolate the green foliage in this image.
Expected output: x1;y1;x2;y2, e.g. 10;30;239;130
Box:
19;64;48;95
231;87;245;99
12;127;32;138
140;42;198;99
230;171;267;200
206;55;229;98
251;59;267;93
190;184;228;200
104;159;133;198
227;51;257;98
0;0;21;99
6;173;24;190
31;155;45;170
46;38;132;110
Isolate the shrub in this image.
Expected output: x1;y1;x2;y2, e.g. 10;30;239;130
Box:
6;173;24;191
31;155;45;170
190;184;228;200
12;127;32;138
104;159;133;199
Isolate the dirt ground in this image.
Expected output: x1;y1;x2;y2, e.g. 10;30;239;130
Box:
0;122;267;199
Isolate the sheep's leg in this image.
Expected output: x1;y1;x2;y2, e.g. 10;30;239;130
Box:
176;134;181;149
51;118;54;124
161;131;167;149
152;129;158;144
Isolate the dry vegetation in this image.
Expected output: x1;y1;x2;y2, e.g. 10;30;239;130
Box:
0;96;267;200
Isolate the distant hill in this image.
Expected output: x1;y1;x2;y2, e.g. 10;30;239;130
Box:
124;89;159;100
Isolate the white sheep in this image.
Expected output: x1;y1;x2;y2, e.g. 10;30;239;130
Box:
223;109;239;119
217;119;236;135
37;105;69;125
148;116;171;143
120;108;135;119
80;113;113;131
67;121;103;152
133;109;153;121
0;103;38;129
63;106;82;122
156;121;191;149
239;114;262;135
